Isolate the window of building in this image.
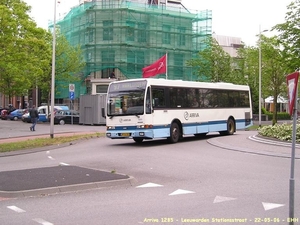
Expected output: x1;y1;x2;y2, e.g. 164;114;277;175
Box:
127;51;144;75
87;12;94;24
102;50;115;64
85;31;89;44
138;23;147;43
126;21;135;41
87;52;92;61
89;29;95;42
162;25;171;44
96;85;109;94
103;20;113;41
174;53;183;79
178;26;186;46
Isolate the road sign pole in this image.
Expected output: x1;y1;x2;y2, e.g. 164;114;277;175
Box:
286;71;299;225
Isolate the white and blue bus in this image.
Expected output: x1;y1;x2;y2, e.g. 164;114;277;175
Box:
105;78;252;143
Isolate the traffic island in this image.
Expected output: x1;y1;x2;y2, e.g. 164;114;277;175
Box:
0;165;136;198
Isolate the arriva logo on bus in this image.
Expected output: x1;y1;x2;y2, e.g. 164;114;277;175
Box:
119;118;131;123
184;111;200;120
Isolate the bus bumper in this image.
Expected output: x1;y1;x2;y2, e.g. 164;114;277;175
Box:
106;129;154;139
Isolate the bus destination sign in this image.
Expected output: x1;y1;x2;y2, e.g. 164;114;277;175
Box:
110;80;147;92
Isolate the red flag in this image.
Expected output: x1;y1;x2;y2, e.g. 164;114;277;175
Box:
142;54;167;78
286;71;299;115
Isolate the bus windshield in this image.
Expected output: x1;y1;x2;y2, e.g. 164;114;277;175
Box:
107;80;147;116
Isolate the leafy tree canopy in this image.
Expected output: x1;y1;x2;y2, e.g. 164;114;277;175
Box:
0;0;50;101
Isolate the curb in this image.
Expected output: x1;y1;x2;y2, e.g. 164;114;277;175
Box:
0;131;103;142
0;132;106;157
207;133;300;159
0;176;137;198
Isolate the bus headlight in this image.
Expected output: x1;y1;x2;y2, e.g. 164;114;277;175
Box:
137;124;153;129
107;126;115;130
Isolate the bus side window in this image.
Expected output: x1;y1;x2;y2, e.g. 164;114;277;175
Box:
153;98;159;107
152;87;165;108
146;87;151;114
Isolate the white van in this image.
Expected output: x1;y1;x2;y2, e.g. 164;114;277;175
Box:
38;105;69;122
22;105;69;123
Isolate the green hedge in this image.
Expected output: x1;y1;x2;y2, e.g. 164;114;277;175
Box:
261;108;291;120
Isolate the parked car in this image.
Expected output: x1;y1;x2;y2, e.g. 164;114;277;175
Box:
0;109;8;120
21;113;31;123
7;109;27;121
53;110;80;125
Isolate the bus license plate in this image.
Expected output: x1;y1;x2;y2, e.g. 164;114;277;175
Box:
121;133;130;137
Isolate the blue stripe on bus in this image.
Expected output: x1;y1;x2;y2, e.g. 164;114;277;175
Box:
106;119;252;139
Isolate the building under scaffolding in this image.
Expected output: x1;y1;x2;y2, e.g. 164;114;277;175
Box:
51;0;212;99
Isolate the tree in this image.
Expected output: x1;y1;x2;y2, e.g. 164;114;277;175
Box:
273;0;300;72
236;46;260;113
260;35;288;124
236;35;288;124
186;37;232;82
0;0;50;106
38;33;85;105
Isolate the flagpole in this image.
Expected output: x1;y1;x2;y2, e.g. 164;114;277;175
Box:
166;52;168;80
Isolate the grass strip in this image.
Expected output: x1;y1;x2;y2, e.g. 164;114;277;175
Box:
0;132;105;153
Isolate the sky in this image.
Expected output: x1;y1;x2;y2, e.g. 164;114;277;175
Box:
23;0;292;46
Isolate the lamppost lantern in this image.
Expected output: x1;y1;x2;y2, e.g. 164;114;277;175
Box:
258;25;268;127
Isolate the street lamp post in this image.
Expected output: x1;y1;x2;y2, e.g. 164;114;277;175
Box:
258;25;268;127
50;0;57;138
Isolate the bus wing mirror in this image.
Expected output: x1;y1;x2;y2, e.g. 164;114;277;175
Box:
101;107;106;119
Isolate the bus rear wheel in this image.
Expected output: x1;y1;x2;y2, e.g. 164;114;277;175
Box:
220;118;235;135
168;122;180;143
133;137;144;143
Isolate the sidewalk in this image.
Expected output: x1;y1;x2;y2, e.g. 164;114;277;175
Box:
0;119;106;144
0;131;101;144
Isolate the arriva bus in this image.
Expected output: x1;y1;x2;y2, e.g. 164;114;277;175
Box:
105;78;252;143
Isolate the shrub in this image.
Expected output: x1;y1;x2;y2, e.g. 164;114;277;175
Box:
258;122;300;142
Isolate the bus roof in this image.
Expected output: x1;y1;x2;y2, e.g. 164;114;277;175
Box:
109;78;250;91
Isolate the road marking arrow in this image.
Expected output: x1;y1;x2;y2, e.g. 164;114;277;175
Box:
213;196;237;203
169;189;195;196
136;183;163;188
262;202;285;211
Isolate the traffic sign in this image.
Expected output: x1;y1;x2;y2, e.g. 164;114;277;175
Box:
69;84;75;92
69;91;75;100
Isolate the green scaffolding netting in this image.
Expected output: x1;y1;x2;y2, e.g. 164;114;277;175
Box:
50;1;212;98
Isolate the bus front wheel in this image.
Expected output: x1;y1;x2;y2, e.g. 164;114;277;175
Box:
220;118;235;135
168;122;180;143
133;137;144;143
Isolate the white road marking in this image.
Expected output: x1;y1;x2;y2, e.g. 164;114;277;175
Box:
7;206;26;213
47;156;55;160
169;189;195;196
136;183;163;188
32;218;54;225
262;202;285;211
213;196;237;203
59;162;70;166
46;151;50;154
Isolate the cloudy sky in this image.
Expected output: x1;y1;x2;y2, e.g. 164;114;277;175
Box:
24;0;292;46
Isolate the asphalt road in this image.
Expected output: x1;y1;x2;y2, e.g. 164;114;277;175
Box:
0;119;299;225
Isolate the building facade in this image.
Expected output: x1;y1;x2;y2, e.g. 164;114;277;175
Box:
50;0;212;101
212;34;244;58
